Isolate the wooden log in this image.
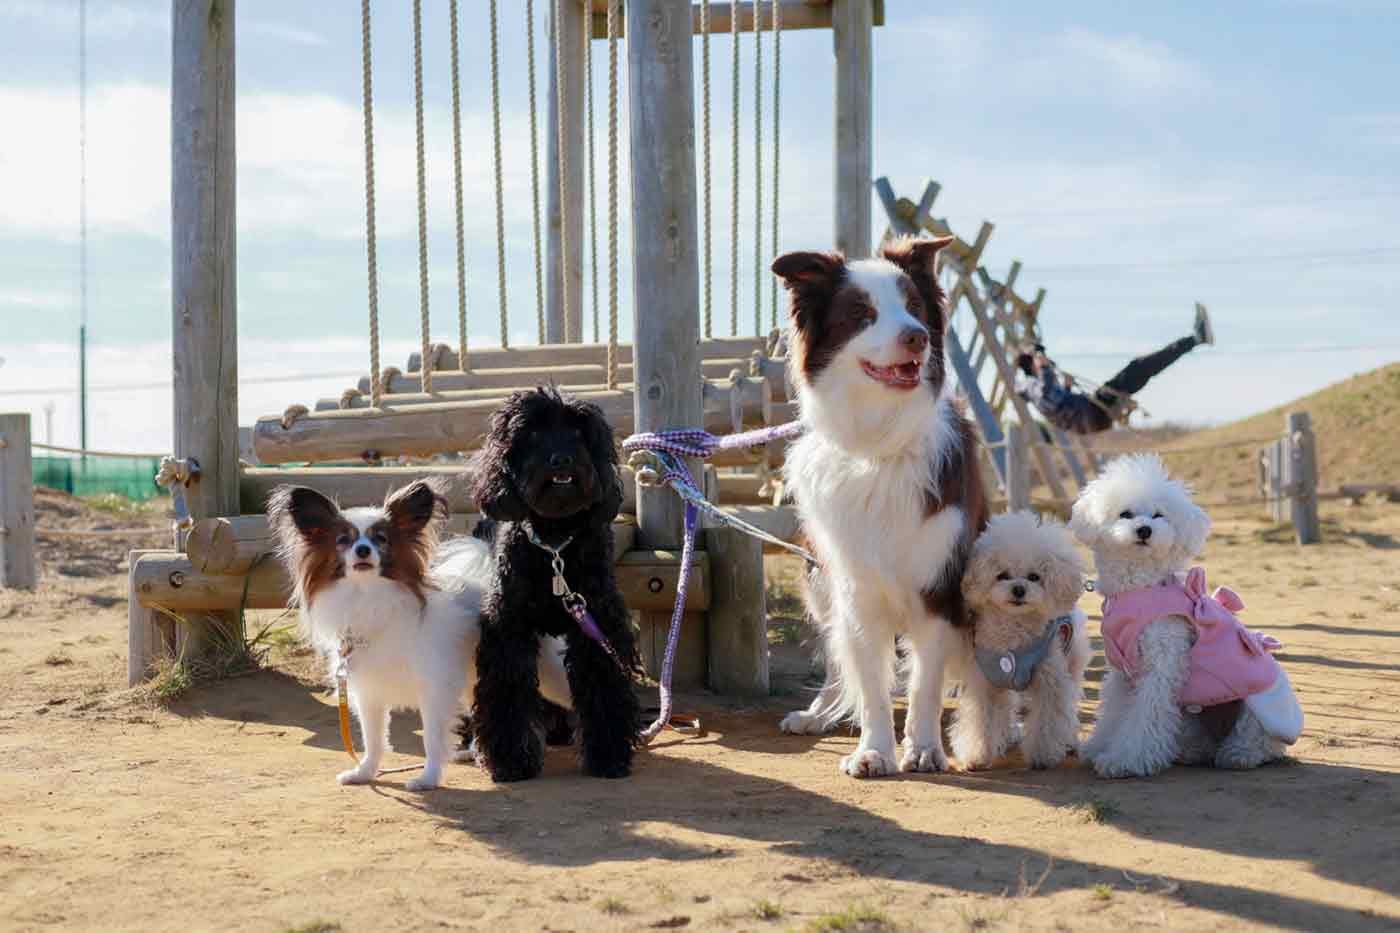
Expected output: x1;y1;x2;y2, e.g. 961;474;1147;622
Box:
705;525;769;696
172;0;239;657
0;413;36;588
546;0;586;343
1286;411;1320;545
833;0;873;258
240;464;640;516
131;547;705;613
183;513;637;574
127;548;169;685
361;356;785;398
717;504;802;552
404;336;766;373
587;0;884;38
253;380;768;465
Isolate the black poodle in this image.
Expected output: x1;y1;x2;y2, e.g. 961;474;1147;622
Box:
466;386;642;781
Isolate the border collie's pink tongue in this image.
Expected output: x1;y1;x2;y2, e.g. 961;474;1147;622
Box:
861;359;922;389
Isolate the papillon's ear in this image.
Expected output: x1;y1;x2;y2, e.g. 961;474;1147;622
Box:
470;447;528;522
384;479;449;535
267;485;340;541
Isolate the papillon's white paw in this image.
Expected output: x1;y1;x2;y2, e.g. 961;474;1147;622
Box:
337;764;376;785
839;747;896;779
780;709;831;735
898;743;948;773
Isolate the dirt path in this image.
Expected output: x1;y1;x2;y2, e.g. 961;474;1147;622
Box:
2;498;1399;932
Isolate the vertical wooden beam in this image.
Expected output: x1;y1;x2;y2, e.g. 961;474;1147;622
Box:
0;414;36;589
706;526;769;695
546;0;587;343
127;549;166;685
628;0;707;686
832;0;872;258
1005;421;1030;512
1286;411;1320;545
172;0;238;657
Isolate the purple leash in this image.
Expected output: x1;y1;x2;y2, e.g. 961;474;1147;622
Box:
523;521;627;670
621;421;809;742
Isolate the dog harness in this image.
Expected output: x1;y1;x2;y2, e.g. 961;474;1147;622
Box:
975;614;1075;691
1101;567;1281;709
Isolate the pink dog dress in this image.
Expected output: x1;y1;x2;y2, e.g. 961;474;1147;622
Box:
1101;567;1303;743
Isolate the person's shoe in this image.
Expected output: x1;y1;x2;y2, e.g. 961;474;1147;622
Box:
1193;302;1215;346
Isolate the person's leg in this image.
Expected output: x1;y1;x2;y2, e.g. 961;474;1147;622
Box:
1101;336;1198;398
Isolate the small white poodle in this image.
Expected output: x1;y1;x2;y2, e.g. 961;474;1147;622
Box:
957;511;1091;770
1070;454;1303;778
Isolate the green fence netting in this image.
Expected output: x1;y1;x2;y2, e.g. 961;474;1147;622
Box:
33;456;163;502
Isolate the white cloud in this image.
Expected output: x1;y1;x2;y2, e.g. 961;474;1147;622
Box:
0;0;164;40
1055;27;1209;95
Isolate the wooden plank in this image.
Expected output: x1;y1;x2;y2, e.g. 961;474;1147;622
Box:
0;414;36;588
587;0;884;37
364;356;784;398
172;0;240;659
252;382;768;465
833;0;873;257
1005;421;1030;512
404;336;766;373
240;464;641;516
133;547;707;614
546;0;586;343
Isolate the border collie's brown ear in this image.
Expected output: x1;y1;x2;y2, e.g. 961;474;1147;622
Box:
267;485;340;540
384;479;449;534
881;235;955;281
771;251;845;292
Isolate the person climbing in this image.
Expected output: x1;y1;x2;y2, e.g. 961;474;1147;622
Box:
1015;304;1214;435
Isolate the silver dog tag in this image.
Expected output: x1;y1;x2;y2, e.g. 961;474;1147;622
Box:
553;573;568;597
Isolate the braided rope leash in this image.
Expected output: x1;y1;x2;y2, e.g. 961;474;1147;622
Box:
621;421;811;742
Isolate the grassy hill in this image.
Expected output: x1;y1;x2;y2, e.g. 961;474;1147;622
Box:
1094;363;1400;500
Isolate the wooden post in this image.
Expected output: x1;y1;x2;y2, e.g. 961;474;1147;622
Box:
127;549;167;685
706;526;769;695
546;0;587;343
172;0;239;661
1286;411;1320;545
628;0;708;687
832;0;873;258
1005;420;1030;512
0;413;36;589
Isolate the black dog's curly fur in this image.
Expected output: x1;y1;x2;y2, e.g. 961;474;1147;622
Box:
466;386;642;781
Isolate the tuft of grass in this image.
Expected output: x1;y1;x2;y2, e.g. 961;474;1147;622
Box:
596;896;629;915
44;650;75;666
753;899;783;921
283;923;341;933
805;903;893;932
81;493;163;519
1090;884;1114;902
1065;798;1119;824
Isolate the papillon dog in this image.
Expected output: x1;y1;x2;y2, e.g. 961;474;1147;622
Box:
269;480;573;790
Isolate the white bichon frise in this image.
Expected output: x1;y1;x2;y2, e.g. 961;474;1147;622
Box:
1070;454;1304;778
957;511;1092;770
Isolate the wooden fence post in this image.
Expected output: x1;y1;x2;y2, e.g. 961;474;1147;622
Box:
546;0;586;343
1286;411;1320;545
1005;420;1029;512
832;0;873;258
0;413;36;589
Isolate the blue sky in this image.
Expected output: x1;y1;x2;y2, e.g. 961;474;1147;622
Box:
0;0;1397;452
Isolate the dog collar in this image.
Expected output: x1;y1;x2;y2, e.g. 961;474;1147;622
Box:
522;520;626;670
975;614;1074;691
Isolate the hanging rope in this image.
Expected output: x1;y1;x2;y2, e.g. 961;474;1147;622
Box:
606;0;620;388
753;0;764;337
769;0;782;330
554;0;574;343
487;0;510;349
359;0;383;407
448;0;469;371
584;8;600;344
525;0;545;343
410;0;433;393
729;0;740;336
700;0;713;339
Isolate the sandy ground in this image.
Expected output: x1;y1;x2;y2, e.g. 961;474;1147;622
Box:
3;493;1400;932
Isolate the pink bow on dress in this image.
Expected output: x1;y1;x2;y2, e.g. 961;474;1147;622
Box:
1184;566;1282;655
